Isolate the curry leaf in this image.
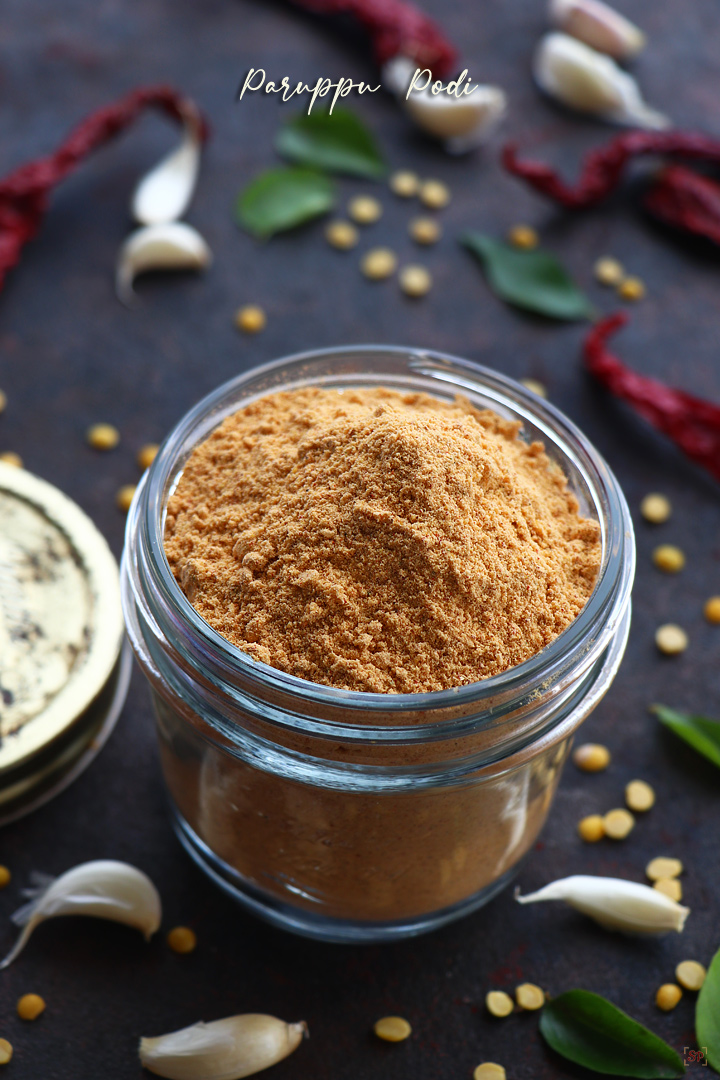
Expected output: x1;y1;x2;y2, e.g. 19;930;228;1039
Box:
275;110;386;179
652;705;720;770
462;232;594;320
540;990;685;1078
236;167;335;238
696;946;720;1073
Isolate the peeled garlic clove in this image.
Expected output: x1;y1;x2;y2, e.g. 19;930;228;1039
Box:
517;874;689;934
0;860;161;969
534;33;669;129
139;1014;308;1080
132;106;203;225
116;222;212;305
549;0;646;60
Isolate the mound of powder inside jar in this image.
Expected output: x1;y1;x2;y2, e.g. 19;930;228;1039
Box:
164;387;601;693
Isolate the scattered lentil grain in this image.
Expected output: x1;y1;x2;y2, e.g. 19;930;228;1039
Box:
361;248;397;280
167;926;197;954
399;265;432;297
703;596;720;624
373;1016;411;1042
603;807;635;839
594;256;624;286
655;624;688;655
474;1064;506;1080
235;305;266;334
625;779;655;812
419;179;450;209
618;276;646;301
0;1039;11;1065
485;991;514;1018
0;390;6;413
86;423;119;451
655;984;682;1011
0;452;22;468
0;866;10;889
390;170;420;198
137;443;160;470
520;378;547;398
646;856;683;881
654;878;683;902
508;224;538;249
409;216;441;245
675;960;706;991
348;195;382;224
578;814;605;842
116;484;137;513
573;743;611;772
515;983;545;1010
652;544;685;573
325;220;359;250
17;994;45;1021
640;493;671;524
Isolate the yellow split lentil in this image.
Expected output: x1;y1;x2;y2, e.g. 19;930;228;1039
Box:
0;1040;11;1066
419;179;450;209
167;926;197;954
655;624;688;655
390;171;420;198
17;994;45;1021
0;866;10;889
325;220;359;250
348;195;382;224
515;983;545;1010
234;305;266;334
137;443;160;471
373;1016;412;1042
474;1064;506;1080
646;856;683;881
0;390;7;414
409;216;441;245
116;484;137;513
675;960;706;991
703;596;720;624
573;743;611;772
640;493;671;524
618;276;646;301
656;984;682;1011
520;378;547;398
594;257;624;286
578;815;605;842
654;877;683;902
361;248;397;280
486;991;514;1018
508;224;538;250
86;423;119;451
399;265;432;297
625;780;655;812
0;452;22;468
603;807;635;839
652;544;685;573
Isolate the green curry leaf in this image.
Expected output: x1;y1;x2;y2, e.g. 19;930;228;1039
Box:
652;705;720;770
462;232;594;320
696;945;720;1073
275;109;386;179
540;990;685;1077
236;167;335;238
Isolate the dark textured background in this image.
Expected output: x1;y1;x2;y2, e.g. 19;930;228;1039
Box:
1;1;719;1076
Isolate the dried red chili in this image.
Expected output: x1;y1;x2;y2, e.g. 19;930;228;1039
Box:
503;131;720;209
643;165;720;246
287;0;457;78
584;314;720;481
0;85;207;294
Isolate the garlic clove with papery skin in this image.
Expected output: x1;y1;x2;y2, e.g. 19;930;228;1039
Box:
549;0;646;61
0;860;162;970
534;33;669;129
139;1014;308;1080
116;222;212;306
132;105;203;225
516;874;689;934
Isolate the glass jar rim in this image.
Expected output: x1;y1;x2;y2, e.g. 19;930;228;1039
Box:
129;344;635;721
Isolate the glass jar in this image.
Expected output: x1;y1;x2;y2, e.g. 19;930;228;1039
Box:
121;346;635;943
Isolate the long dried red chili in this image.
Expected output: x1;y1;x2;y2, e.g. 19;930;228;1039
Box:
503;131;720;209
584;314;720;481
643;165;720;246
0;85;207;293
287;0;457;78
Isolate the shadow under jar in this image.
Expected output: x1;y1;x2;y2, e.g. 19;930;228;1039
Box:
121;346;635;943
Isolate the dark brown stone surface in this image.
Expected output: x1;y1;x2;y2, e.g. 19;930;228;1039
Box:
0;1;719;1077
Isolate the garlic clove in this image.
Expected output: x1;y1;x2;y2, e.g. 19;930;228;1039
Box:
116;222;212;306
533;33;669;129
549;0;646;61
0;860;161;969
132;106;203;226
517;874;689;934
139;1014;308;1080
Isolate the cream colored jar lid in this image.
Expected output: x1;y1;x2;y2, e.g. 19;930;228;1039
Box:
0;462;124;777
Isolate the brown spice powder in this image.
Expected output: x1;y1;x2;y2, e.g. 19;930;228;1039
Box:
165;387;600;694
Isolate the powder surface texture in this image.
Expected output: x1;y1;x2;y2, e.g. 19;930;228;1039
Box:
164;387;601;693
